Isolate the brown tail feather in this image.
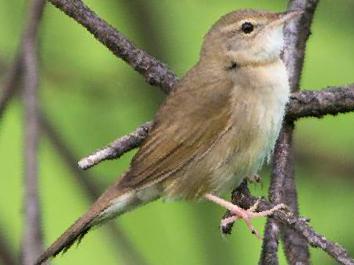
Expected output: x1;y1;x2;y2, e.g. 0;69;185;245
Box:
35;185;134;265
35;183;160;265
34;207;99;265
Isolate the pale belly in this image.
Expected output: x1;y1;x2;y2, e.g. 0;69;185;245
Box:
213;103;286;194
211;61;290;194
163;100;287;199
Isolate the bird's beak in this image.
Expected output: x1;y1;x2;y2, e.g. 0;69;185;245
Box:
270;10;303;27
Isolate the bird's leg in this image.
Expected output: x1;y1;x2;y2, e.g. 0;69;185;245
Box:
205;193;285;239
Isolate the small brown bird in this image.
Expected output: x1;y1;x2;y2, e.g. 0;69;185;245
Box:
36;9;301;264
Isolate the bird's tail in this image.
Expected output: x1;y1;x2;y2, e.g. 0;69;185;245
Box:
35;184;159;265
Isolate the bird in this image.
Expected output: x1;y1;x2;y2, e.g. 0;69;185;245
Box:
35;9;302;265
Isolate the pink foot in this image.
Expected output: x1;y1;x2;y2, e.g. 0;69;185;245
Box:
205;193;286;239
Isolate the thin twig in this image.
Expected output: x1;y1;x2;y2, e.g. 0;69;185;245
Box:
259;126;296;265
47;0;177;93
286;86;354;120
78;121;152;170
222;182;354;265
21;1;46;265
259;219;280;265
270;124;308;265
40;114;149;265
278;1;319;263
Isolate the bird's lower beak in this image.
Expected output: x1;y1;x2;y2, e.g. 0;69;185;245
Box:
271;10;303;27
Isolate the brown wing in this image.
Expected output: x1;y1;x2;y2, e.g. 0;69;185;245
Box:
119;67;233;190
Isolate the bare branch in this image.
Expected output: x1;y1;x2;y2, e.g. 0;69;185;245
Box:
47;0;177;93
260;0;319;264
283;0;319;90
266;1;319;264
259;219;280;265
287;86;354;120
78;121;152;170
223;182;354;265
272;125;311;264
40;114;149;265
21;1;46;264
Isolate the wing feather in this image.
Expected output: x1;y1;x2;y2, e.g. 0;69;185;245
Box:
119;67;233;191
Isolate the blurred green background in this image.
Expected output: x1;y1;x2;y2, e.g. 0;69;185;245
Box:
0;0;353;264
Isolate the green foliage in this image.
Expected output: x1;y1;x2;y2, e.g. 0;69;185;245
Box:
0;0;353;264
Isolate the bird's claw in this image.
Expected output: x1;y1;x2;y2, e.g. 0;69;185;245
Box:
220;200;286;239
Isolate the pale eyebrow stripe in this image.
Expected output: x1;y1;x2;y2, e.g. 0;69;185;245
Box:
220;18;257;33
220;23;240;33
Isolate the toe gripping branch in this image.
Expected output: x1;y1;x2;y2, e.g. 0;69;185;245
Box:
220;180;292;235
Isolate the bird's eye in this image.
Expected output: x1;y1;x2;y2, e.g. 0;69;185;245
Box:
241;22;254;34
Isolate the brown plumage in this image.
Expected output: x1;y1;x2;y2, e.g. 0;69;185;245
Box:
35;9;302;265
120;65;234;199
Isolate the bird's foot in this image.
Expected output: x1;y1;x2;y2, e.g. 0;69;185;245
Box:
205;193;285;239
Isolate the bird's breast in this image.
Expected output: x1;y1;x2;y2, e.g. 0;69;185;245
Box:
212;59;290;192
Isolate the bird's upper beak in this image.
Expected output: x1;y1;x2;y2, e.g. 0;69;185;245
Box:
270;10;303;27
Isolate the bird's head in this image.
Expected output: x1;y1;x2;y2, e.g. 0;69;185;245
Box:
201;9;302;67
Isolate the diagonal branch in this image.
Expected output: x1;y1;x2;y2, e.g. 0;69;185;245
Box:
21;1;46;265
47;0;177;93
78;121;152;170
222;182;354;265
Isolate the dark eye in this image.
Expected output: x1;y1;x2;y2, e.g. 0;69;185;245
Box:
241;22;254;34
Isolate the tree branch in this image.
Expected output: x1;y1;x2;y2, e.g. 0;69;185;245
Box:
259;218;280;265
21;1;46;264
286;86;354;120
222;182;354;265
78;121;152;170
264;1;319;264
47;0;177;93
